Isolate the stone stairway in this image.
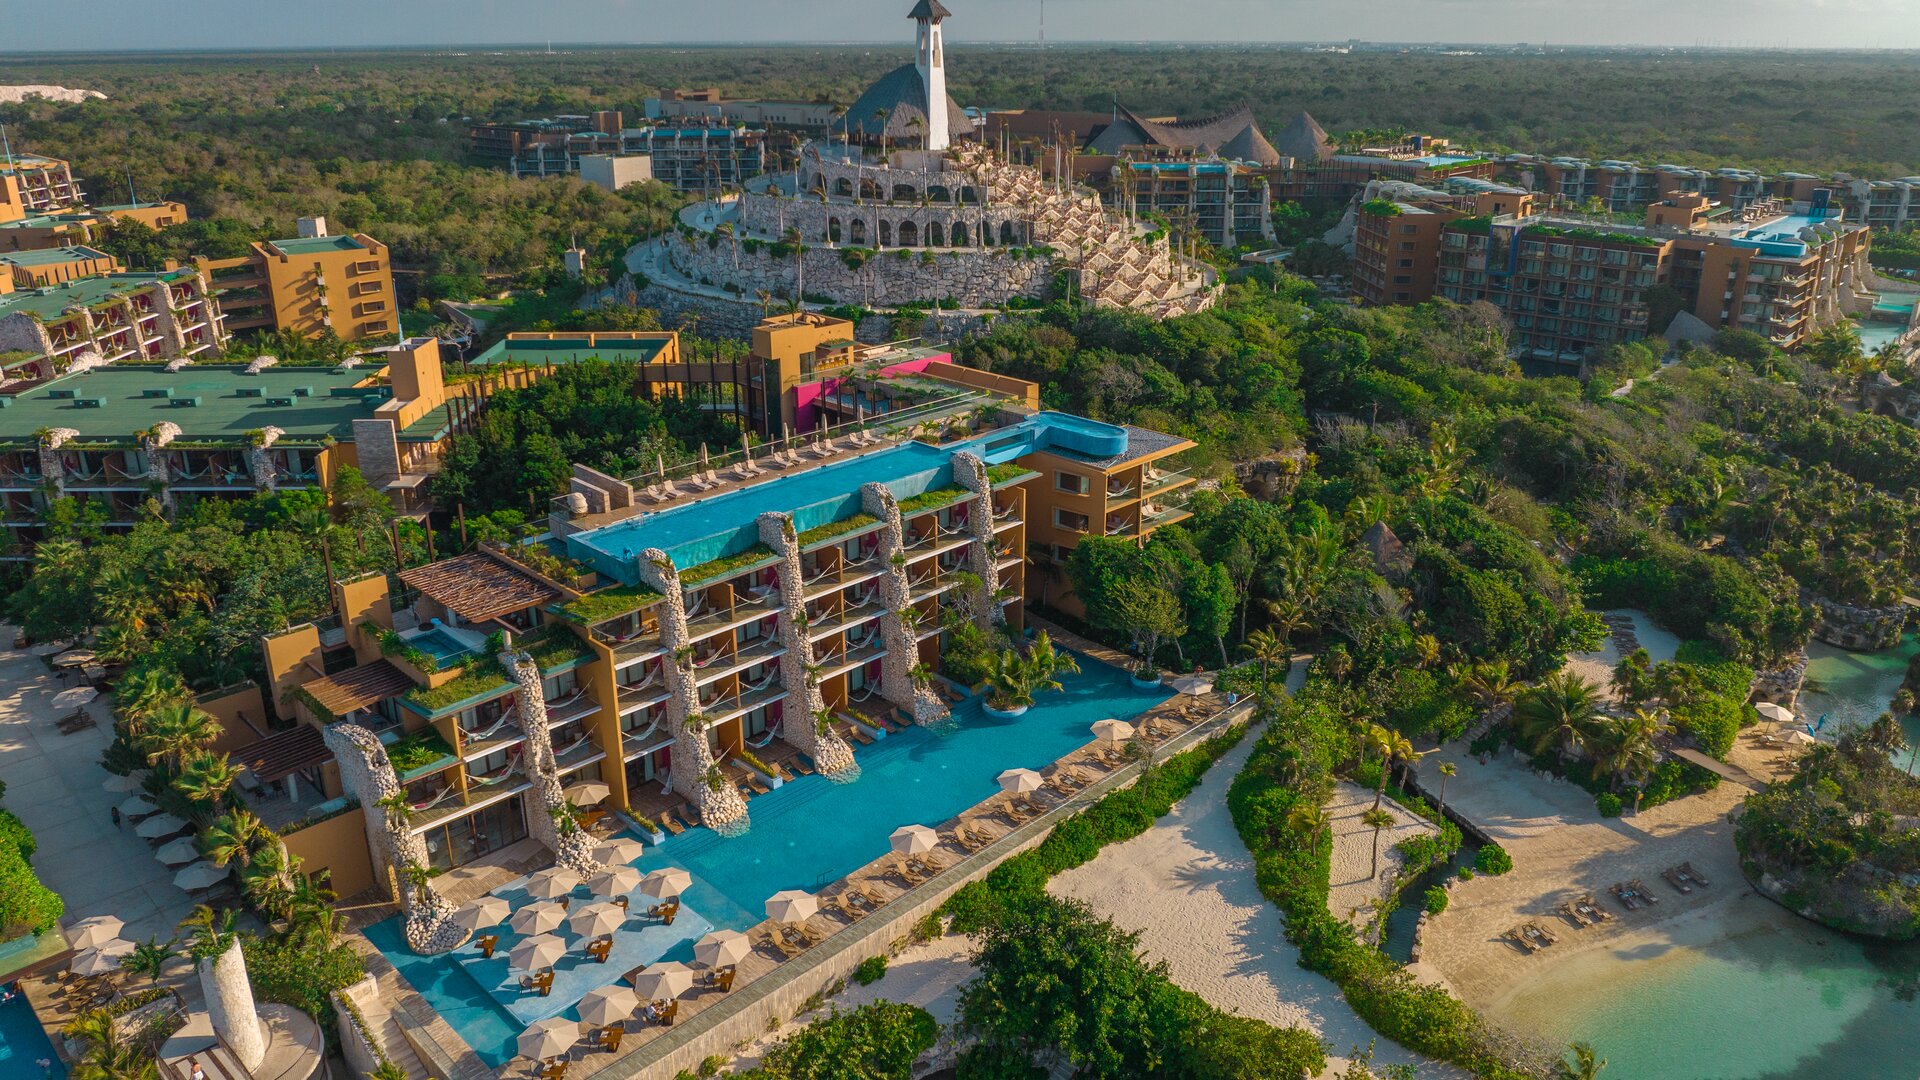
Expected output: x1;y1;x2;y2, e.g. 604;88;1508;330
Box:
349;974;432;1080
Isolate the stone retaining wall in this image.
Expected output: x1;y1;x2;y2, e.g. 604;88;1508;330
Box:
1811;595;1909;651
663;229;1055;308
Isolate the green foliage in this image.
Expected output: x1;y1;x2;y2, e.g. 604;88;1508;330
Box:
895;486;969;517
956;1042;1047;1080
1361;199;1404;218
1424;886;1450;914
851;954;888;986
1475;842;1514;876
519;624;593;671
0;809;61;940
744;1001;937;1080
796;513;879;548
559;584;660;625
402;660;512;713
1595;792;1623;818
363;620;441;673
385;731;455;774
939;613;1010;689
241;934;366;1036
681;543;776;586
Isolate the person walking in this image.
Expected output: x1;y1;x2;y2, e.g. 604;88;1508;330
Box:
110;806;121;828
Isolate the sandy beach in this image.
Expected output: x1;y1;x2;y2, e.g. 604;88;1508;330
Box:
1325;780;1437;931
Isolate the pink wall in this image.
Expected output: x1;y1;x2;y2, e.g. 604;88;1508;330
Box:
793;352;952;433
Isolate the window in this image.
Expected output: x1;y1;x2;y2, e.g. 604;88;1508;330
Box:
1393;292;1410;302
1398;259;1414;268
1393;275;1412;284
1053;471;1089;495
1400;242;1417;252
1053;509;1090;533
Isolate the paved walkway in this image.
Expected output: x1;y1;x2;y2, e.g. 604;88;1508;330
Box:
0;624;197;948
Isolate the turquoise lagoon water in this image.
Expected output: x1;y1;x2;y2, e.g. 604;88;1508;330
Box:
368;652;1169;1067
1802;633;1920;766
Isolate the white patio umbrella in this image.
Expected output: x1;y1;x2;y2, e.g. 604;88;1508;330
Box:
68;915;124;950
889;824;938;857
70;946;128;976
1167;673;1213;696
592;837;646;865
509;903;566;937
102;773;142;793
588;866;643;898
155;837;201;865
508;934;567;972
1090;719;1134;745
174;862;227;891
995;768;1043;796
53;686;99;709
764;889;818;925
452;896;512;931
699;444;711;471
630;960;697;1000
517;1017;578;1062
693;929;751;969
136;813;187;839
51;649;96;668
564;780;611;806
1783;729;1819;747
1755;702;1796;725
118;795;159;819
568;902;626;939
577;985;640;1027
525;867;582;901
640;867;692;900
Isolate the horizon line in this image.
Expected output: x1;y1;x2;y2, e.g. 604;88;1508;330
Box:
5;40;1920;57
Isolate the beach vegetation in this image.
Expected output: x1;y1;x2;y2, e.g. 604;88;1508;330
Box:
738;1001;936;1080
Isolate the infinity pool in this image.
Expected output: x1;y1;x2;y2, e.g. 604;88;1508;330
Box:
367;651;1169;1066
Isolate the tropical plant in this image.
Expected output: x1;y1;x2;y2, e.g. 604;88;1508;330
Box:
177;904;238;961
173;750;241;811
1553;1041;1608;1080
67;1008;158;1080
399;863;441;906
1364;723;1416;811
1436;761;1457;818
1361;807;1396;879
123;936;175;985
1242;629;1288;689
140;703;220;769
1459;660;1518;712
1592;708;1667;803
980;632;1079;712
1513;671;1605;762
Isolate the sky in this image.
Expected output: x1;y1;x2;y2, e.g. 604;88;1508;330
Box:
4;0;1917;52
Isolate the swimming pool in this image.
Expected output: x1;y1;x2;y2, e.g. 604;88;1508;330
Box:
405;625;484;666
0;984;65;1079
367;651;1169;1066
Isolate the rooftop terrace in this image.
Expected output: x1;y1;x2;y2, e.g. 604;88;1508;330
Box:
0;365;388;445
0;245;113;267
266;234;369;256
468;334;674;367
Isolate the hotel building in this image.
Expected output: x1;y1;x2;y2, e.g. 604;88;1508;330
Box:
0;265;226;380
193;226;398;342
1496;153;1920;232
467;110;768;195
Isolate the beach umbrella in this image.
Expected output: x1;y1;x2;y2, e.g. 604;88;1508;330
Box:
592;837;646;865
119;795;159;819
576;985;639;1027
995;768;1043;796
656;452;668;479
640;867;692;900
508;934;567;972
136;813;187;839
155;837;201;866
51;649;96;668
102;773;142;793
452;896;512;931
1168;673;1213;696
630;960;697;1000
889;824;938;857
173;862;227;891
54;686;98;709
694;930;751;969
509;903;566;937
1090;719;1134;745
68;916;123;950
569;902;626;939
1755;702;1796;725
70;947;127;976
699;444;711;471
764;889;818;925
525;867;581;901
741;432;754;464
564;780;611;806
516;1017;578;1062
588;866;643;898
1784;730;1818;747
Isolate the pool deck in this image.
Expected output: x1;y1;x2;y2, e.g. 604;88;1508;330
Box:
356;627;1245;1078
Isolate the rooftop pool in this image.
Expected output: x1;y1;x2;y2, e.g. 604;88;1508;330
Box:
367;650;1170;1067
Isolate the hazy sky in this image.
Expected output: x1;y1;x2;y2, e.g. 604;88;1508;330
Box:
5;0;1917;52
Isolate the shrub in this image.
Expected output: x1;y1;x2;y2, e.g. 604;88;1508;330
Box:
1457;867;1475;881
753;1001;936;1080
1596;792;1623;817
1424;886;1449;915
242;936;365;1037
851;955;887;986
956;1042;1046;1080
1475;842;1513;876
0;811;60;940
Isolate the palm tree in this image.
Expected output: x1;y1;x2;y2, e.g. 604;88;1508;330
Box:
123;936;175;986
177;904;237;961
1286;802;1329;849
1362;807;1396;879
400;863;442;907
1242;629;1287;688
1436;762;1457;818
1554;1041;1608;1080
376;790;416;832
1593;708;1665;806
1364;723;1415;811
174;750;241;811
1514;671;1604;762
1262;596;1311;653
1412;633;1442;669
1460;660;1518;713
142;703;220;770
201;808;270;868
67;1008;158;1080
241;841;300;920
284;871;340;948
113;665;190;723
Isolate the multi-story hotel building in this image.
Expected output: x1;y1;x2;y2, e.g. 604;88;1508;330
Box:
0;155;83;216
194;227;398;342
0;153;190;253
467;110;769;195
244;363;1195;896
0;265;226;380
1497;153;1920;232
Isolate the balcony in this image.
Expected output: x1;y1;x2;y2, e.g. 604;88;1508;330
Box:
696;681;789;727
684;588;783;644
906;566;970;604
817;635;886;681
692;636;787;688
409;769;530;834
808;597;885;643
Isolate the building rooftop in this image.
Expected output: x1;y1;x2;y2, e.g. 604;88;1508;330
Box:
0;365;388;446
469;335;674;367
0;270;198;322
399;551;562;623
0;245;112;267
266;235;367;256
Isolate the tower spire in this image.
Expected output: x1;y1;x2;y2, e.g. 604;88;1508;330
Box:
909;1;951;152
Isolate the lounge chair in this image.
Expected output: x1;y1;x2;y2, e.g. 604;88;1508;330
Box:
892;860;929;887
477;933;499;958
761;927;802;959
540;1061;568;1080
710;967;736;993
1504;927;1542;953
1660;868;1693;894
1679;861;1711;887
657;999;679;1026
789;757;816;776
645;900;680;925
657;811;686;836
839;722;876;746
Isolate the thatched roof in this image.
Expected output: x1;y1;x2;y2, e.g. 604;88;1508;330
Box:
847;63;970;143
1361;521;1410;576
1272;112;1334;163
399;552;560;623
1089;104;1282;168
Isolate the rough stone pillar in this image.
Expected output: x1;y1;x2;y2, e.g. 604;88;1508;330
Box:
508;651;603;874
247;426;283;491
860;482;950;726
321;723;463;954
757;512;857;779
201;940;267;1072
37;427;76;488
950;451;1003;631
636;548;750;833
141;421;180;511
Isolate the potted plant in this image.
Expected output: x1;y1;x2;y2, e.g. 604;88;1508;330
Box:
1131;661;1163;690
981;631;1080;718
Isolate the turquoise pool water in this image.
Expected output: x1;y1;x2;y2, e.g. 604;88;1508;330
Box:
368;651;1169;1067
408;626;480;665
0;984;64;1078
1802;633;1920;769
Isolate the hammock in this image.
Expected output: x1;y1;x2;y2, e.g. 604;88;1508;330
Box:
849;586;878;607
410;786;457;812
742;671;779;692
621;715;661;744
547;688;585;711
683;594;708;619
656;772;672;795
848;683;880;702
692;648;724;669
993;506;1017;521
624;667;662;691
746;720;782;749
553;732;593;758
803;564;836;586
469;761;518;786
464;711;517;742
1106;484;1134;499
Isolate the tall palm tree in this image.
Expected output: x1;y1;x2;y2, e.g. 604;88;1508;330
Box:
1460;660;1519;713
1286;802;1329;849
142;703;219;770
123;936;175;986
1262;596;1311;651
201;808;270;868
1362;807;1396;879
1593;708;1665;805
1554;1041;1608;1080
174;750;241;811
1365;723;1416;811
1242;629;1287;688
67;1009;158;1080
241;841;300;920
1514;671;1604;762
1436;761;1457;817
177;904;237;961
284;872;340;949
1412;633;1442;669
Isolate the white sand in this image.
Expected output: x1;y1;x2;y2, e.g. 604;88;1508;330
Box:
1325;781;1437;930
1050;734;1464;1077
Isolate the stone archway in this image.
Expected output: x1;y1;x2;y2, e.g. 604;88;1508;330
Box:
893;184;916;202
835;177;854;197
828;217;843;244
879;220;894;246
1000;221;1018;245
960;185;979;204
926;222;945;247
950;221;969;247
898;220;918;246
861;179;882;200
928;185;952;203
850;219;868;245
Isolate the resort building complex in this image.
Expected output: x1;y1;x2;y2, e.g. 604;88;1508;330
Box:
0;265;227;379
1352;184;1878;365
467;109;770;195
1495;153;1920;230
192;223;399;342
0;152;189;253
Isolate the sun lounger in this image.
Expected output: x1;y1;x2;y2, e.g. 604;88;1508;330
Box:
761;928;802;959
789;757;816;776
1504;927;1543;953
1560;902;1596;928
1661;868;1693;894
839;722;876;746
540;1061;568;1080
1679;861;1711;887
598;1024;624;1053
656;811;685;835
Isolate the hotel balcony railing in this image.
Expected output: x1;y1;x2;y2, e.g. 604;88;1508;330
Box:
1143;468;1192;498
808;598;886;643
596;624;665;662
684;587;783;643
692;636;787;689
802;555;885;601
617;679;670;717
553;730;606;772
818;636;886;680
695;681;789;727
906;567;970;604
409;768;529;834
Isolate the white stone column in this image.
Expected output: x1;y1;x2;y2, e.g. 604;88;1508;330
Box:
636;548;750;832
321;723;463;954
757;512;857;778
141;421;180;511
201;940;266;1072
860;482;950;726
37;427;77;489
247;426;283;491
949;451;1003;631
508;651;603;874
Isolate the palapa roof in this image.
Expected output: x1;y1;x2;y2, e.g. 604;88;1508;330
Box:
1088;104;1282;168
1272;111;1334;163
301;660;415;716
846;63;970;143
398;551;561;623
1361;521;1411;577
230;724;331;783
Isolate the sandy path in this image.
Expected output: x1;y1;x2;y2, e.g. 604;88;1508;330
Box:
1051;734;1463;1077
1325;781;1437;930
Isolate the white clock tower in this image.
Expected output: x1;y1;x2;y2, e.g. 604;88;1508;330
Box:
910;0;952;151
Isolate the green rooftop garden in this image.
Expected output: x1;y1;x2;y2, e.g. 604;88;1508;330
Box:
681;543;776;586
898;485;970;516
798;512;879;549
558;583;660;625
521;624;592;670
403;659;513;713
387;730;456;775
987;463;1037;486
